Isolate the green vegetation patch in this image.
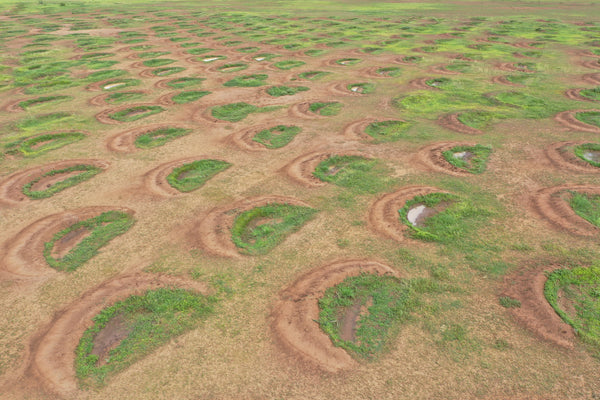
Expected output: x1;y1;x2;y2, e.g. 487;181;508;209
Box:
44;210;135;272
364;120;412;143
223;74;268;87
16;112;72;130
199;55;227;63
187;47;213;55
305;49;327;57
425;77;452;89
152;67;185;76
211;102;280;122
109;106;164;122
266;86;309;97
101;79;140;91
253;53;279;61
580;87;600;101
298;71;331;80
318;274;414;359
574;143;600;168
105;91;145;104
336;58;361;66
457;110;502;130
217;63;248;73
166;159;231;192
545;265;600;351
134;127;191;149
575;111;600;128
313;155;394;194
22;164;102;199
16;132;86;157
252;125;302;149
84;70;127;83
142;58;176;67
398;192;489;243
236;46;260;53
273;60;306;70
171;91;211;104
231;203;317;255
166;77;205;89
138;51;170;59
492;91;551;118
87;60;119;70
442;144;492;174
18;95;72;110
309;102;343;116
376;67;401;77
505;74;535;85
570;191;600;228
347;83;375;94
75;288;214;387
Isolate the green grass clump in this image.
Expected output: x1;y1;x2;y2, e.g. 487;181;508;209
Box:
273;60;305;70
236;46;260;53
425;78;452;89
266;86;309;97
16;112;72;130
304;49;327;57
75;288;214;387
231;203;317;255
376;67;401;77
398;192;488;243
138;51;170;58
44;210;135;272
309;102;343;116
318;274;414;360
575;111;600;128
101;79;140;91
142;59;176;67
152;67;185;76
134;127;191;149
574;143;600;168
252;125;302;149
211;102;279;122
187;47;213;55
16;132;86;157
171;91;211;104
505;74;534;85
499;297;521;308
130;45;154;51
336;58;361;65
109;106;164;122
79;52;113;61
166;159;231;192
492;91;551;118
298;71;331;80
544;265;600;351
22;164;102;199
445;61;472;73
364;120;412;143
223;74;268;87
442;144;492;174
166;77;205;89
313;155;394;194
580;87;600;101
105;91;144;104
347;83;375;94
570;192;600;227
18;95;71;110
253;53;279;61
457;110;502;130
87;60;119;70
84;69;127;83
217;63;248;73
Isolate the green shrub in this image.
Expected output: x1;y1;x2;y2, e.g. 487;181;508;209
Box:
166;159;231;192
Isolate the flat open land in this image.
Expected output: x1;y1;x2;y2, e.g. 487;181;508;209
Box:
2;1;600;399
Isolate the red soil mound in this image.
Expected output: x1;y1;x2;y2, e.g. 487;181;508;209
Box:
545;141;600;173
554;110;600;133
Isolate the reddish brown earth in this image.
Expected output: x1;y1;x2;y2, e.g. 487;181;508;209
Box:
502;266;574;348
0;159;109;206
368;185;446;243
582;73;600;85
270;259;398;373
545;141;600;173
564;88;595;102
530;184;600;237
0;207;133;281
415;141;477;176
581;59;600;70
554;110;600;133
8;273;208;399
226;125;272;151
438;113;483;135
191;195;313;258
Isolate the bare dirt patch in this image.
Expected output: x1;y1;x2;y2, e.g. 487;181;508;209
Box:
1;99;25;113
270;259;398;373
15;273;208;399
0;159;109;206
0;206;132;280
581;60;600;70
106;124;192;153
554;110;600;133
502;266;574;348
582;73;600;85
438;113;483;135
191;195;312;258
415;141;477;176
545;141;600;173
368;185;445;242
530;184;600;237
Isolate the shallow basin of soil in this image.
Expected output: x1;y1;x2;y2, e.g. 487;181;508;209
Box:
50;226;92;260
90;314;133;366
339;297;372;342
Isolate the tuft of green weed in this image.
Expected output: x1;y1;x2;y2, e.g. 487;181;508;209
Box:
579;87;600;101
364;120;412;143
252;125;301;149
313;155;395;194
309;102;342;116
211;102;280;122
346;82;375;94
105;91;144;104
166;159;231;192
18;95;72;110
569;191;600;227
223;74;268;87
14;132;86;157
166;77;205;89
575;111;600;128
266;86;309;97
142;58;176;67
273;60;305;70
499;297;521;308
171;90;210;104
217;63;248;73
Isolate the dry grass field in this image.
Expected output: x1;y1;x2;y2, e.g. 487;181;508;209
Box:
2;1;600;399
